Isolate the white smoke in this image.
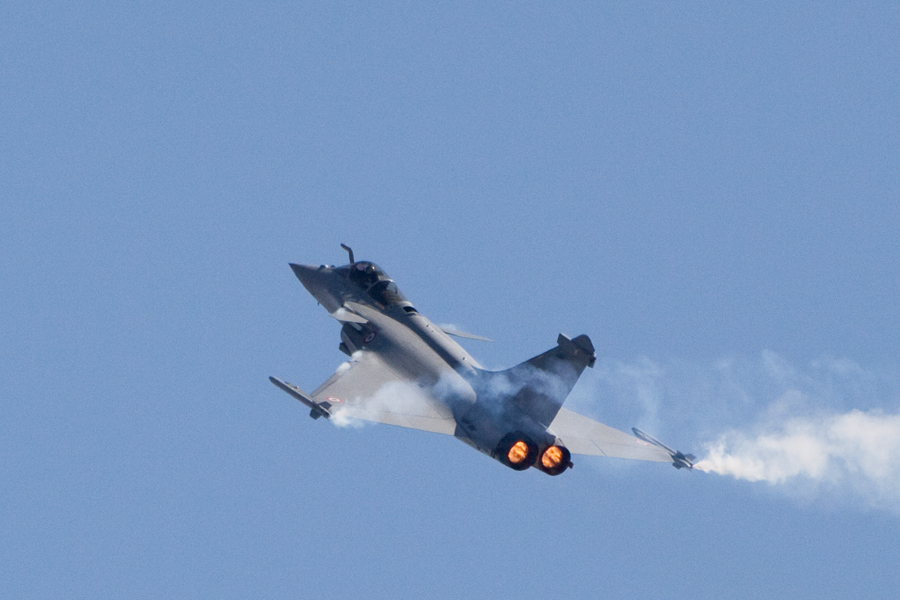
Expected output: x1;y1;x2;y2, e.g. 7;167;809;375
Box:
572;352;900;512
326;358;473;429
695;409;900;509
329;380;415;428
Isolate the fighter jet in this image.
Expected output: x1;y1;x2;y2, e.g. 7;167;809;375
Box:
270;245;694;475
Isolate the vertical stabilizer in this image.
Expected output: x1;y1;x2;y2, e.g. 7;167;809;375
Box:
471;334;596;427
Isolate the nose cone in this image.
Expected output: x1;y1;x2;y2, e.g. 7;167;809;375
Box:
289;263;322;293
289;262;314;281
289;263;344;313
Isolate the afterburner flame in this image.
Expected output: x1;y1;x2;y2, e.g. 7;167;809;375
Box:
541;446;564;469
508;440;530;464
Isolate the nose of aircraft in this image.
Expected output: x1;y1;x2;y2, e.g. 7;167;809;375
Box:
288;262;347;313
289;263;322;294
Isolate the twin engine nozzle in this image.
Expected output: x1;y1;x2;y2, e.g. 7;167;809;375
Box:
495;432;572;476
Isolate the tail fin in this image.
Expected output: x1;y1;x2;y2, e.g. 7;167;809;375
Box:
472;334;596;427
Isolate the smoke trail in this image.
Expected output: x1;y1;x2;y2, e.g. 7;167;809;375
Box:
571;351;900;512
695;410;900;509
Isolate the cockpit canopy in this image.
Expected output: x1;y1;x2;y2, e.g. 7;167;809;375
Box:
349;261;386;288
348;261;407;306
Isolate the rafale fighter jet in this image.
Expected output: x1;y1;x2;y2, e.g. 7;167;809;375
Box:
270;245;695;475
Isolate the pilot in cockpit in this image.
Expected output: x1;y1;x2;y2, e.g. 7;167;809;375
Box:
350;262;382;289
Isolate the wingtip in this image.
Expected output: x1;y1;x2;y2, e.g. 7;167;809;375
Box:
633;427;696;471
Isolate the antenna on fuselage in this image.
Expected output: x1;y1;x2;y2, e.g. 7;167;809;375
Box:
340;243;355;264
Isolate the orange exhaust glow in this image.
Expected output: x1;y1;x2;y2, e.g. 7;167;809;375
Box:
507;440;530;464
541;446;564;469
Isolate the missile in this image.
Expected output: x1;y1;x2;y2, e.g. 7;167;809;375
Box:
632;427;696;470
269;376;332;420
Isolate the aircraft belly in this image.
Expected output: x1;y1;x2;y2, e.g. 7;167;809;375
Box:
353;304;474;395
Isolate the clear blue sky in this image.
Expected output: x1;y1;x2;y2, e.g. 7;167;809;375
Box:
3;2;899;598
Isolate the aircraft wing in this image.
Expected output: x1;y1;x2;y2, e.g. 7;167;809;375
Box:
307;350;458;435
549;408;672;463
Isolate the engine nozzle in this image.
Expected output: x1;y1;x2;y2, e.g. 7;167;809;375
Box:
537;445;572;476
495;432;539;471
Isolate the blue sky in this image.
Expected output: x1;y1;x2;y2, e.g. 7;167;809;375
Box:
3;2;899;598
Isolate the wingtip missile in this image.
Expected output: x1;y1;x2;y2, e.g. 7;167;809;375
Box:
269;376;332;419
632;427;695;470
